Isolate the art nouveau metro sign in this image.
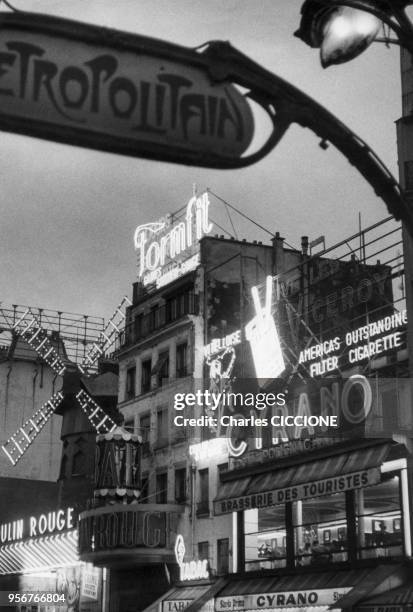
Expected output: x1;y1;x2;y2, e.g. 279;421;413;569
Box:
0;12;253;165
0;11;412;235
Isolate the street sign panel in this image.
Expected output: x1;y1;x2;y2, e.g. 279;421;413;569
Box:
0;12;253;165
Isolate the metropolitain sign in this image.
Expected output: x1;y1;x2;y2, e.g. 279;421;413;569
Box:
0;12;253;164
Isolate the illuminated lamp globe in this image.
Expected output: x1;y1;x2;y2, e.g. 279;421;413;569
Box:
319;6;381;67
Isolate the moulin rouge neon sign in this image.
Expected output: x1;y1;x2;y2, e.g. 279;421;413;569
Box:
134;192;213;288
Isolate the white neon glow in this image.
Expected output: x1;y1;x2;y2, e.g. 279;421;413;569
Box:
81;296;131;371
13;312;66;376
0;531;78;575
2;392;64;464
189;438;228;462
76;390;117;434
174;534;209;581
204;330;241;359
134;192;213;282
245;276;285;381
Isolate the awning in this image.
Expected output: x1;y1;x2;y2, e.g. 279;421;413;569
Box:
329;564;405;609
0;530;78;574
357;584;413;610
215;569;374;611
142;582;228;612
214;442;393;515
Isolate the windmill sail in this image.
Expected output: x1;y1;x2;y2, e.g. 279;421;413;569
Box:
2;392;64;465
76;389;117;434
12;310;66;376
79;296;131;373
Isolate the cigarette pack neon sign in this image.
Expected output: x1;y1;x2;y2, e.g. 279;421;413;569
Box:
204;276;285;381
246;276;285;382
174;534;209;581
134;192;213;288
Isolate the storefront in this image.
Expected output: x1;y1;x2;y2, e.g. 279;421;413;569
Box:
0;506;104;612
214;439;410;572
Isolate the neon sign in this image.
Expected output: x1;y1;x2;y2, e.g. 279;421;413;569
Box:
299;310;407;376
0;507;74;544
245;276;285;382
174;534;209;581
134;192;213;288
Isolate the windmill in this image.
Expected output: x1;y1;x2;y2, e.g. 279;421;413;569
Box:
0;296;132;466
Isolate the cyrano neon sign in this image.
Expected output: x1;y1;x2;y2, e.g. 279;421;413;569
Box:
134;192;213;287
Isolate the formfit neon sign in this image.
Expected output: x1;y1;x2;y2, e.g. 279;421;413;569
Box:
134;192;213;287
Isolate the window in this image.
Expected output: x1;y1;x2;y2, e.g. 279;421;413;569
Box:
175;467;187;503
140;413;151;455
126;366;136;400
197;469;209;516
134;313;143;341
294;492;347;567
156;472;168;504
141;473;149;503
176;342;188;377
72;450;85;476
156;350;169;387
198;541;209;561
156;408;169;447
245;506;287;571
149;304;160;331
141;359;151;393
355;473;402;560
124;418;135;433
217;538;229;575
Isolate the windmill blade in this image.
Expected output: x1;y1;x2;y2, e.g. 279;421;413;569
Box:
2;392;64;465
76;389;117;434
12;309;66;376
79;296;131;373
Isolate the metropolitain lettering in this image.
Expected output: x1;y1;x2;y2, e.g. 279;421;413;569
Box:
0;41;246;141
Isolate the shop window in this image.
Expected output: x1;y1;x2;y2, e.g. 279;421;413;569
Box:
197;469;209;516
176;342;188;377
244;506;287;571
217;538;229;575
198;541;209;561
156;408;169;447
140;413;151;455
141;473;149;503
156;472;168;504
293;491;347;567
356;473;402;560
72;450;85;476
141;359;151;393
175;467;187;503
126;366;136;400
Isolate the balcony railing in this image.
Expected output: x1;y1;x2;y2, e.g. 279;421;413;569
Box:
115;292;198;350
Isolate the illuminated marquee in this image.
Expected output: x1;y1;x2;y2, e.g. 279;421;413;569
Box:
0;507;74;545
299;310;407;376
134;192;213;288
174;534;209;581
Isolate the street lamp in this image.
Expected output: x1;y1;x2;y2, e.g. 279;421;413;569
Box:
295;1;413;67
296;0;413;389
